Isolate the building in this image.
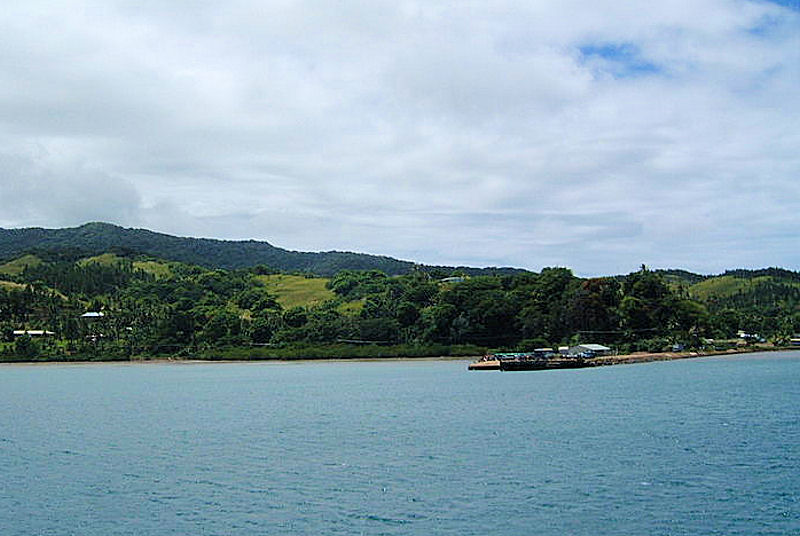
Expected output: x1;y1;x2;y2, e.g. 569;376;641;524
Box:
569;343;611;357
12;330;55;337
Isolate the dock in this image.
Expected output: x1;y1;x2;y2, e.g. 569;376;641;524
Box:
468;345;799;371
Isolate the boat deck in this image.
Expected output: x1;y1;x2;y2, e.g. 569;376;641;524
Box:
467;359;501;370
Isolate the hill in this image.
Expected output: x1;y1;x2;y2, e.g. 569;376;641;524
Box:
687;269;800;311
654;269;708;286
0;222;526;277
0;254;43;277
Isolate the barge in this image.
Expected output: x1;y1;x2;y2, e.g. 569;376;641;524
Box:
498;357;587;371
469;350;590;371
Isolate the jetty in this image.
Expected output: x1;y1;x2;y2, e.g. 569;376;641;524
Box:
468;345;799;371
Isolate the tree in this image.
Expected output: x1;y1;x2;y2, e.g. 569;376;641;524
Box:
283;307;308;328
198;311;243;346
420;304;458;343
14;336;40;359
250;314;281;344
358;317;400;343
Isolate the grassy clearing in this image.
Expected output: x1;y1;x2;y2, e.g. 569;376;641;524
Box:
689;275;749;300
689;275;800;301
133;260;172;278
254;274;364;313
78;254;173;278
0;279;67;300
78;253;123;266
337;299;365;316
255;274;337;309
0;254;42;277
0;280;26;291
77;254;172;279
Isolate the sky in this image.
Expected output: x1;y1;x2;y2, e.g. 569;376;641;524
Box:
1;1;798;276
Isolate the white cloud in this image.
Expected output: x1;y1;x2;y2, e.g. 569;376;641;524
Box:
0;0;797;275
0;141;141;227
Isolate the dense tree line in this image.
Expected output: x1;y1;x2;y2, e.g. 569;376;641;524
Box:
1;255;799;361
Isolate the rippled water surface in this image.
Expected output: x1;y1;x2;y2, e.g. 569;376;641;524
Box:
1;352;799;535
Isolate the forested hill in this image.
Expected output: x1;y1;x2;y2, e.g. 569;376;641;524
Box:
0;222;525;277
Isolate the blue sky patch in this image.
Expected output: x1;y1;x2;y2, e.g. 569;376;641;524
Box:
748;12;791;36
761;0;799;10
579;42;661;78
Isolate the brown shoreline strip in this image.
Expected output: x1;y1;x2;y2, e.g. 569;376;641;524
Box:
468;346;800;371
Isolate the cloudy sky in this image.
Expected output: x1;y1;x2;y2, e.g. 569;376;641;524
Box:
1;1;798;276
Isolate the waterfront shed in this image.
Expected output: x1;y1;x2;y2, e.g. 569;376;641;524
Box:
569;344;611;357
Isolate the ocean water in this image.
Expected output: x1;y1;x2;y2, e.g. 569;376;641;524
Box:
1;352;798;535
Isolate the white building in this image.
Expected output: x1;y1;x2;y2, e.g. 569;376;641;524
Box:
569;344;611;357
12;330;55;337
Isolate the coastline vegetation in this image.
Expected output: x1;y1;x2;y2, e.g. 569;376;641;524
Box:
1;248;798;362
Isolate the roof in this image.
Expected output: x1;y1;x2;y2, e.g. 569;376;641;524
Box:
81;312;105;318
13;330;54;336
575;344;611;351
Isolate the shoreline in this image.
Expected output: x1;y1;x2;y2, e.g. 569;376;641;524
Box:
468;345;799;371
0;355;472;367
588;345;799;367
1;346;797;368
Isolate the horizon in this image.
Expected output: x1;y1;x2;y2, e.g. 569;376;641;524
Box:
1;2;798;276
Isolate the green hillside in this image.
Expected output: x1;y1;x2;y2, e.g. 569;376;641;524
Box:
77;254;174;279
0;254;42;276
132;260;173;279
0;250;352;312
78;253;125;267
689;275;753;300
0;222;528;277
655;269;708;286
689;273;800;302
256;274;337;310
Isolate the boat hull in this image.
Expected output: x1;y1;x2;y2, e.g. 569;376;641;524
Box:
498;359;587;371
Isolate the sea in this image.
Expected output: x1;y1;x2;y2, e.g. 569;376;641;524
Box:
1;351;798;535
